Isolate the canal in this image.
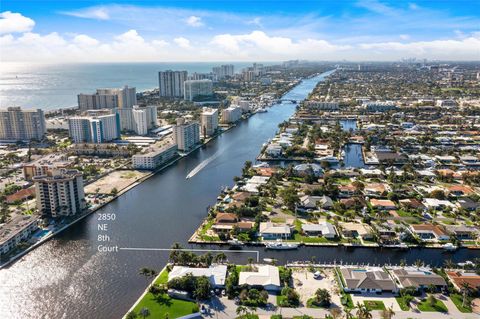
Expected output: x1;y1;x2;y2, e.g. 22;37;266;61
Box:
0;70;478;319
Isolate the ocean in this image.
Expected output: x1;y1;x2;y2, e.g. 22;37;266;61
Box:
0;62;270;110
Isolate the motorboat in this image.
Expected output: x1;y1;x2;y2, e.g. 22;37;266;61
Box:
265;240;299;250
442;243;458;251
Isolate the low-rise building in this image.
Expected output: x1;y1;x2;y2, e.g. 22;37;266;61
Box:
132;143;178;170
238;265;281;291
301;222;337;238
259;222;291;240
410;224;449;241
391;268;447;290
0;215;39;255
168;265;228;288
340;268;397;293
341;222;374;240
446;271;480;292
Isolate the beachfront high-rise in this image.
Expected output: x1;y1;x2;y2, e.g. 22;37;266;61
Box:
200;107;219;137
212;64;234;80
173;118;200;152
68;113;120;143
77;86;137;110
183;79;213;101
34;169;86;217
114;105;157;135
0;107;46;141
158;70;188;98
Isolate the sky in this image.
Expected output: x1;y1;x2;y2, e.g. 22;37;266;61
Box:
0;0;479;62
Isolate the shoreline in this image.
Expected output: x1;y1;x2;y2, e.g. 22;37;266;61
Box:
0;109;252;269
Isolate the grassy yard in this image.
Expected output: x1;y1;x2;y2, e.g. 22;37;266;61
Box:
364;300;386;311
417;297;448;312
395;296;410;311
131;269;199;318
198;219;220;241
450;293;473;313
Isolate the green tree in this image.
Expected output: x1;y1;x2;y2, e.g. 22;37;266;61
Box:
139;307;150;319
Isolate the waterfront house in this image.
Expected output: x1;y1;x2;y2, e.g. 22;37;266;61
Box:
340;222;374;240
339;268;397;294
370;199;397;210
259;222;291;240
265;144;282;157
446;225;479;240
446;271;480;292
212;213;238;233
301;222;337;238
242;176;270;193
409;224;449;241
293;163;323;177
391;268;447;291
359;168;384;178
5;187;35;204
340;197;366;209
168;265;228;288
238;265;281;291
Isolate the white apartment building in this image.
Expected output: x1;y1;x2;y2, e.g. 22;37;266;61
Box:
132;143;178;170
34;169;86;217
68;113;120;143
158;70;188;98
78;85;136;110
173;118;200;151
212;64;234;80
184;79;213;101
0;107;46;141
0;215;39;256
304;101;340;110
221;106;242;124
200;107;219;137
114;105;157;135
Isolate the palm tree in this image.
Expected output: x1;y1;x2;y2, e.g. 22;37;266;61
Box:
139;307;150;319
169;242;183;264
460;282;472;308
355;302;372;319
236;305;248;316
344;308;353;319
214;252;227;264
414;259;424;268
381;306;395;319
444;259;455;270
139;267;156;287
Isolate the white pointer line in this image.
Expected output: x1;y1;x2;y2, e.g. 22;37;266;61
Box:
119;247;260;262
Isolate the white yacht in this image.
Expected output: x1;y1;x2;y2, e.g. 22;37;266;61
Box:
265;240;299;250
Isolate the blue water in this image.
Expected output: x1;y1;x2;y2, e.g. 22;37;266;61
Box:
0;62;271;109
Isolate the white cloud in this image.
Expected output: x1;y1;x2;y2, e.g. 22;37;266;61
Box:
61;7;110;20
399;34;410;40
174;37;191;48
358;35;480;60
185;16;204;27
73;34;99;46
246;17;262;27
0;11;35;34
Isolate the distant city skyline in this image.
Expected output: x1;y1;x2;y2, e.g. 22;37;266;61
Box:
1;0;479;62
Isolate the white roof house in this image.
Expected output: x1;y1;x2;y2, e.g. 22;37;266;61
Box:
239;265;281;291
301;222;337;238
259;222;291;239
423;198;456;210
243;175;270;193
168;265;228;287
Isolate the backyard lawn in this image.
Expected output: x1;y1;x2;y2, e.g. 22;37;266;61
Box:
395;296;410;311
417;297;448;312
364;300;386;311
131;269;199;318
450;293;473;313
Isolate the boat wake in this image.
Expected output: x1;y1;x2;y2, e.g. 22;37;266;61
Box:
186;150;223;179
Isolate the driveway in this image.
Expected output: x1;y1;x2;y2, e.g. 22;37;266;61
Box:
292;268;342;307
